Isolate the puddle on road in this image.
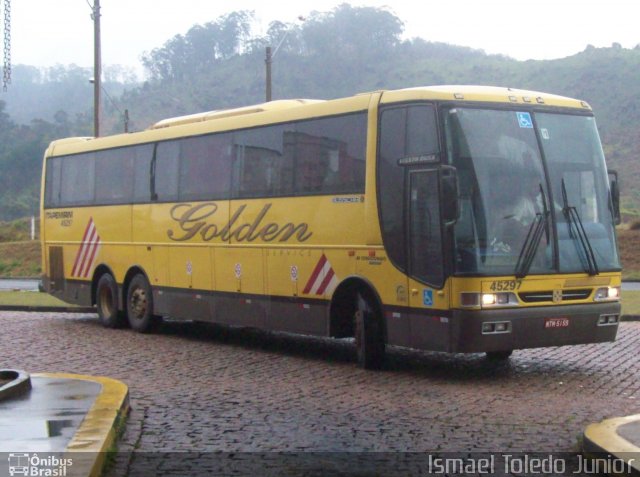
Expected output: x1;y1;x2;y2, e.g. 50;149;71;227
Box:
0;418;75;440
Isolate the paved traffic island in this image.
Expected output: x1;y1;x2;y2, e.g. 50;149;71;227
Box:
583;414;640;475
0;371;129;477
0;369;32;400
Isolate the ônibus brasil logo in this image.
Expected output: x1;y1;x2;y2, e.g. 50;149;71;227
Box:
7;453;73;476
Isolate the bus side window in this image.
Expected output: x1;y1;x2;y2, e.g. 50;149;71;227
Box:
206;133;233;199
95;148;133;204
44;157;63;208
232;125;291;198
293;132;334;193
133;144;155;203
179;136;212;201
293;114;366;195
176;133;232;201
60;153;95;206
154;141;180;202
238;146;272;196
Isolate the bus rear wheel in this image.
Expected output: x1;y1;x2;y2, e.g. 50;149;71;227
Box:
126;274;160;333
354;295;385;370
96;273;125;328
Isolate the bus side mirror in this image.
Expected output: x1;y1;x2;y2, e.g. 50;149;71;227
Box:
441;165;459;225
609;170;621;225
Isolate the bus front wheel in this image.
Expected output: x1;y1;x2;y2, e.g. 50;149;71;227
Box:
96;273;125;328
354;294;385;370
126;274;160;333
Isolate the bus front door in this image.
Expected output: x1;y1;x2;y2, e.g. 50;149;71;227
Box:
407;168;448;351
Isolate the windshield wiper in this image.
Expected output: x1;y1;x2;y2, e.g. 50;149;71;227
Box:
561;179;599;276
515;184;550;279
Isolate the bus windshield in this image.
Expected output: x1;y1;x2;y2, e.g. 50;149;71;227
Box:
445;107;620;276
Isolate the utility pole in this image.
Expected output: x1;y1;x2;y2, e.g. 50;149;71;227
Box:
264;17;305;102
2;0;11;91
92;0;102;137
265;46;272;102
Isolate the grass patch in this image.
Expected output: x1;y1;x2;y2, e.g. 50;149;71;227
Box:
618;228;640;280
0;291;73;307
0;217;39;242
621;290;640;316
0;241;41;277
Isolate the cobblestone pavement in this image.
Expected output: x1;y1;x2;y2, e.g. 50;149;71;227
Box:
1;311;638;475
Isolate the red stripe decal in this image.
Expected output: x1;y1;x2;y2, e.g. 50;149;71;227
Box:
81;235;100;278
71;218;101;278
315;268;335;296
77;227;97;278
303;254;327;294
71;219;94;276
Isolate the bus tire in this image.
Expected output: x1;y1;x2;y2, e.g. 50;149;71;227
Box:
486;350;513;361
354;294;385;370
126;274;160;333
96;273;125;328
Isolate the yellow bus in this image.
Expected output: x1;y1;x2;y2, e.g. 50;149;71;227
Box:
40;86;622;369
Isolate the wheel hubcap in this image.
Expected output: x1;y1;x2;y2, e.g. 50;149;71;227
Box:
99;287;113;316
130;288;147;319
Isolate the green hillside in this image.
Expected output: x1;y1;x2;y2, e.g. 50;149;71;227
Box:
1;5;639;220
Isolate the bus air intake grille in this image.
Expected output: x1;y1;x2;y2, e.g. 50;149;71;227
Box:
518;289;592;303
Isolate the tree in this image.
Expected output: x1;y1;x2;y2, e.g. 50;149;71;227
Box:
301;4;403;59
142;10;256;81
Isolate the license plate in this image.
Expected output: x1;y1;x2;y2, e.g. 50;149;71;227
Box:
544;317;570;329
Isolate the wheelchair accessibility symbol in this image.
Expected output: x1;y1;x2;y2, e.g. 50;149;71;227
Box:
423;289;434;306
516;111;533;128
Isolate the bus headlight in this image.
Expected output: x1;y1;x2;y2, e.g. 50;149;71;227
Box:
460;292;518;308
482;293;497;305
482;292;518;307
594;287;620;302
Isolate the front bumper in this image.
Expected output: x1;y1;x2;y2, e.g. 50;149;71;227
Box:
449;301;621;353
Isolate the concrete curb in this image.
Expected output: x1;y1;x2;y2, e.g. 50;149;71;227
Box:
0;305;95;313
34;373;130;477
583;414;640;474
0;369;31;400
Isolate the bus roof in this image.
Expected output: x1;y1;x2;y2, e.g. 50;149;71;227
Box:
46;85;591;156
149;87;589;130
379;85;591;110
149;99;325;129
